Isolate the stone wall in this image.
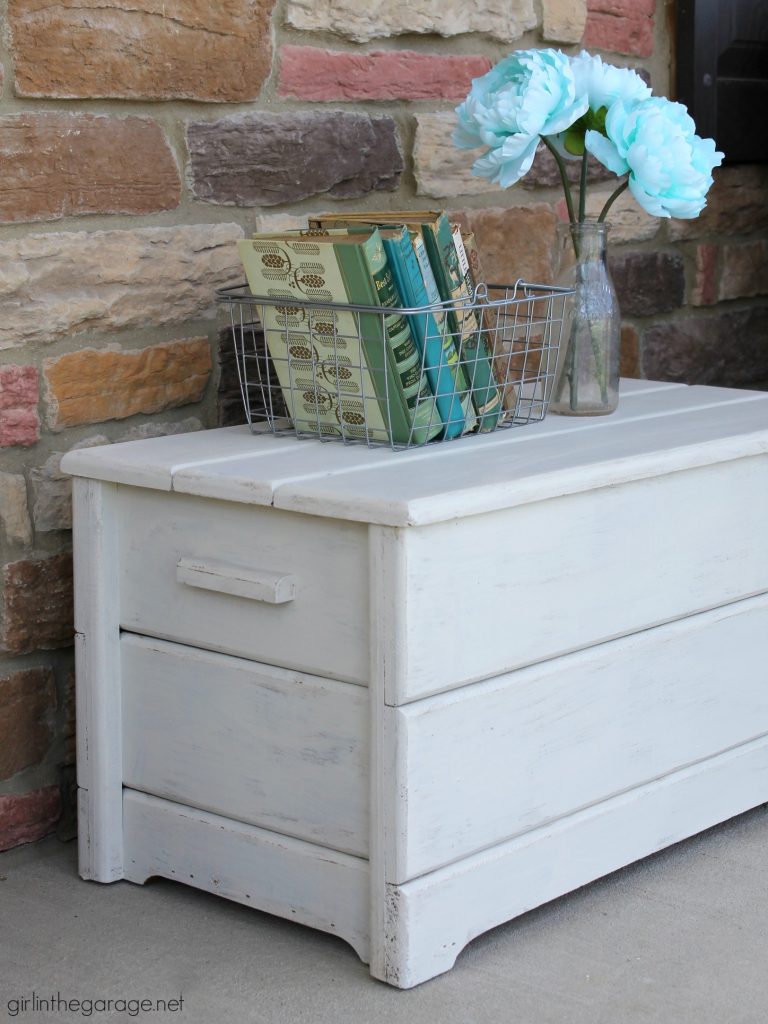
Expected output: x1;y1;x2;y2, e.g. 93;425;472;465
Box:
1;0;767;851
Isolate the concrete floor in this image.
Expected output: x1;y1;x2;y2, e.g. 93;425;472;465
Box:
1;805;766;1024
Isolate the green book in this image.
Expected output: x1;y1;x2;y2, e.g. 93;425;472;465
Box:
238;232;441;446
460;230;518;417
424;217;503;432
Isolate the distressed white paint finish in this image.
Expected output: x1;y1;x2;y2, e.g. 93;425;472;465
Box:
61;383;768;527
60;425;274;492
384;734;768;987
166;381;698;511
72;478;123;881
274;389;768;525
387;595;768;881
118;487;369;684
121;635;369;855
64;381;768;988
367;525;408;981
391;453;768;701
176;558;297;604
122;790;370;963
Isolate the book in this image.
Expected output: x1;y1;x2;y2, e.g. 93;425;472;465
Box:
238;231;442;446
454;226;514;421
311;211;503;431
442;222;503;432
460;230;518;417
378;226;476;438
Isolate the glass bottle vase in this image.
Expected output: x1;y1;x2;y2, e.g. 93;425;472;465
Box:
550;221;620;416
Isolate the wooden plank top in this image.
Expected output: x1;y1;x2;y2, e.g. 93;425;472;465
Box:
61;380;768;526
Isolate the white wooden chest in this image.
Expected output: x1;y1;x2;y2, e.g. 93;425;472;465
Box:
62;380;768;988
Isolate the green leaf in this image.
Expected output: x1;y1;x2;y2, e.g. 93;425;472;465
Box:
563;127;585;156
584;106;609;136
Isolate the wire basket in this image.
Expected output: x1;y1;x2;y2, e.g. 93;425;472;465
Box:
217;281;572;451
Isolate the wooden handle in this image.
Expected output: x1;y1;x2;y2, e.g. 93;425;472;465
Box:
176;558;296;605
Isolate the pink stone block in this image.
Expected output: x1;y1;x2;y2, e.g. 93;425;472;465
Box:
278;46;492;102
0;365;40;447
587;0;656;16
583;12;655;57
0;785;60;851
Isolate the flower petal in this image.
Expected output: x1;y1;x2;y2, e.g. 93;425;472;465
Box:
584;129;628;175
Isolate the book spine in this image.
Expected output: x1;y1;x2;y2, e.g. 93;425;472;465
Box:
451;226;504;430
461;231;518;417
410;233;477;433
382;229;472;439
421;216;502;431
335;232;442;446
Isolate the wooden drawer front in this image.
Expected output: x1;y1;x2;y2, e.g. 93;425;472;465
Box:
396;455;768;702
121;635;369;857
387;595;768;882
118;487;368;684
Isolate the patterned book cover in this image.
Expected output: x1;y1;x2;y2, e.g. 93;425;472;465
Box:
238;231;441;445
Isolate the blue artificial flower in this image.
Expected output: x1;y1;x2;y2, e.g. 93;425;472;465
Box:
571;50;652;113
548;51;652;160
585;96;724;218
453;48;588;187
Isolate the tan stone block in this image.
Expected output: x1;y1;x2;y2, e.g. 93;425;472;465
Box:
284;0;536;43
2;554;74;656
255;213;318;234
414;113;500;200
0;667;56;780
0;473;32;545
542;0;587;42
117;418;203;442
29;454;72;533
0;224;243;351
556;190;660;244
449;205;558;287
718;240;768;301
0;113;180;223
44;339;212;430
9;0;275;101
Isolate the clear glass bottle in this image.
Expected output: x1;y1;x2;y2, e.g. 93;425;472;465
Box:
550;221;620;416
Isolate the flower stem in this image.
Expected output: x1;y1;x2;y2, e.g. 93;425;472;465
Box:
598;178;629;222
542;136;576;226
578;150;588;223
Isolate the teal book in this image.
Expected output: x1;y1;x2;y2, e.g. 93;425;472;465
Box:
380;226;474;439
408;229;477;434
